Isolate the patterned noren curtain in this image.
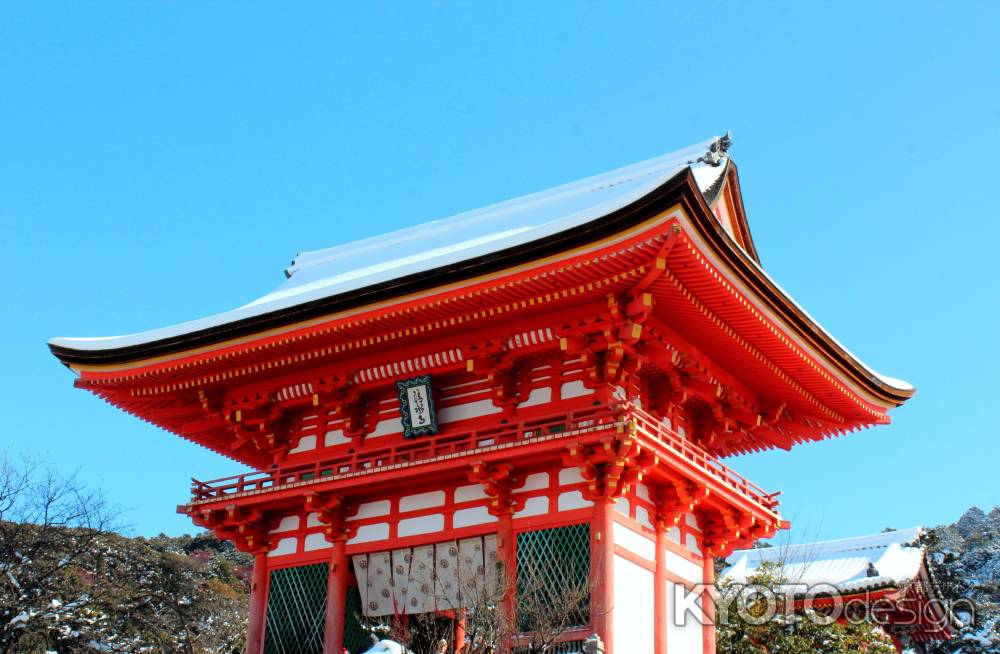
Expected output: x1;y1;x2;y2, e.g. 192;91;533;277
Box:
353;534;498;616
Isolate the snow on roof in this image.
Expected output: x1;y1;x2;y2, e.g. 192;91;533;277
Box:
721;527;926;594
49;136;729;353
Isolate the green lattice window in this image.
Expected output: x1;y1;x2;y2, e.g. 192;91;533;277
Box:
264;563;329;654
344;585;375;654
515;523;590;631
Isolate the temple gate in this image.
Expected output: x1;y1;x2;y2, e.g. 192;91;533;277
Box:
50;135;913;654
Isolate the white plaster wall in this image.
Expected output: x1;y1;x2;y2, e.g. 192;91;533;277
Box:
454;506;495;527
398;513;444;537
349;523;390;545
438;399;502;424
666;550;703;585
613;555;654;654
519;387;552;408
270;515;301;533
366;418;402;439
560;380;593;399
557;490;590;511
303;533;331;551
455;484;488;502
268;537;297;557
399;490;445;512
558;467;585;485
288;435;317;453
354;500;392;519
515;496;549;518
325;429;351;446
666;580;704;654
613;521;655;562
635;505;654;530
519;472;550;492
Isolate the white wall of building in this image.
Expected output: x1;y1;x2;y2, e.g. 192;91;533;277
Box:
613;554;654;654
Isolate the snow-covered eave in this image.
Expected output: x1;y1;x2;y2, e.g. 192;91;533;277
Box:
677;173;914;404
49;157;913;408
47;160;712;366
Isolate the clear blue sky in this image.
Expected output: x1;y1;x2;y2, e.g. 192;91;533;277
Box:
1;3;997;539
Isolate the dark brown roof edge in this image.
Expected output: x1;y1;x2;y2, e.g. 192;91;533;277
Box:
50;168;914;406
49;169;696;367
675;171;914;405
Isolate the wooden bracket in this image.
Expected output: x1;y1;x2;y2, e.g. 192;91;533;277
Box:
187;505;279;555
305;492;358;543
468;462;526;516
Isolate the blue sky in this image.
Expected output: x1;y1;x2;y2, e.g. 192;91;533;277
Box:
1;2;997;539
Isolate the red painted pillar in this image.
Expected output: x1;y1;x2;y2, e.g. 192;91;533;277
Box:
497;511;516;654
701;554;716;654
324;539;349;654
654;526;667;654
591;498;615;654
454;609;467;654
247;553;269;654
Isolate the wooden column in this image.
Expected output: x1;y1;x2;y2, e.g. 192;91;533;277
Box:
563;415;655;654
654;526;668;654
187;507;277;654
454;609;467;654
247;552;269;654
701;553;716;654
468;462;524;654
649;480;702;654
305;492;356;654
324;538;349;654
590;498;615;654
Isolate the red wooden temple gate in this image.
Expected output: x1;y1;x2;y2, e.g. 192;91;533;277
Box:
50;135;914;654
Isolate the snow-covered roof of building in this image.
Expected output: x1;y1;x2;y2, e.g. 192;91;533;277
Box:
722;527;926;594
45;135;916;402
49;136;730;354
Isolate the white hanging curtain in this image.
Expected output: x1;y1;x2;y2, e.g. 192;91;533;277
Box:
353;534;499;616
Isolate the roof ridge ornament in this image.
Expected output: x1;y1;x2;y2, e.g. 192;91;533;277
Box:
695;131;733;167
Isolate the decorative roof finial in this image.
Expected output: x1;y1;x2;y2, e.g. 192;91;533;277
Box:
698;131;733;167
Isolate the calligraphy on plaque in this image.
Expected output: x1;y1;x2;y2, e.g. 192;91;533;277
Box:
396;375;438;439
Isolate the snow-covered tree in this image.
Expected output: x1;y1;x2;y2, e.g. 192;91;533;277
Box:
715;563;898;654
0;453;121;653
921;507;1000;654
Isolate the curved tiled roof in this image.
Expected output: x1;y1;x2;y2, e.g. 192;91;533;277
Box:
722;527;925;593
49;137;729;354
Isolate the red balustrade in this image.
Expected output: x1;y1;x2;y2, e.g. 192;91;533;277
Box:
188;402;779;513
